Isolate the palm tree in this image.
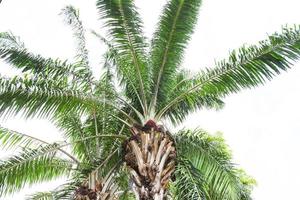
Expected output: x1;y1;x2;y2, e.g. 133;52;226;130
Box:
0;0;300;199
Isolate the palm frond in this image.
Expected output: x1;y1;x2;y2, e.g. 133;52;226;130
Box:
19;136;123;199
26;192;55;200
149;0;202;113
55;71;128;162
91;30;113;48
0;32;94;89
171;158;206;200
56;112;93;162
0;145;73;196
158;25;300;118
197;25;300;96
0;74;131;126
92;31;145;122
0;31;25;49
26;180;79;200
0;47;70;80
236;169;256;200
52;181;78;200
61;6;94;85
163;93;224;125
0;126;47;150
174;129;255;200
0;75;94;119
0;126;80;164
157;70;224;124
96;0;150;115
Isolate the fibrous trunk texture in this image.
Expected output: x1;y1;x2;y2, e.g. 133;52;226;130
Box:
75;172;118;200
124;126;176;200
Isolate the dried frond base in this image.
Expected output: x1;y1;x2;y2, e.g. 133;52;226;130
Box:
124;128;176;200
75;179;118;200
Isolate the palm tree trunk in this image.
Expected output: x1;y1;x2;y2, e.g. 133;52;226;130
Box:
124;126;176;200
75;172;118;200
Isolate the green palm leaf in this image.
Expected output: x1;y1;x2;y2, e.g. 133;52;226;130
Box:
171;158;206;200
0;145;73;196
159;70;224;124
56;113;93;162
158;26;300;119
0;126;47;150
26;180;79;200
96;0;150;115
0;32;94;89
0;126;80;164
61;5;93;85
0;32;24;49
150;0;202;113
0;75;96;119
175;129;254;200
26;192;55;200
197;26;300;97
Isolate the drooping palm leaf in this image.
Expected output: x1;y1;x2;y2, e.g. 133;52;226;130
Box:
26;180;79;200
171;158;206;200
0;126;79;164
0;70;132;128
56;112;93;162
175;129;254;200
0;126;47;150
0;145;73;196
26;192;55;200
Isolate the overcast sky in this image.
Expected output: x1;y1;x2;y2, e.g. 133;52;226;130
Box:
1;0;300;199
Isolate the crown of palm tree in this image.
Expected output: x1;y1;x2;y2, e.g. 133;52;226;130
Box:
1;0;299;199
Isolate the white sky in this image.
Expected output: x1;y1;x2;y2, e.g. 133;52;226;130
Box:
1;0;300;199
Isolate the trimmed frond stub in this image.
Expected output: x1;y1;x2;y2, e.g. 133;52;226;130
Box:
124;125;176;200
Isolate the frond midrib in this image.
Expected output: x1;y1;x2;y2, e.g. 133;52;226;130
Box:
150;0;185;112
117;0;148;115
